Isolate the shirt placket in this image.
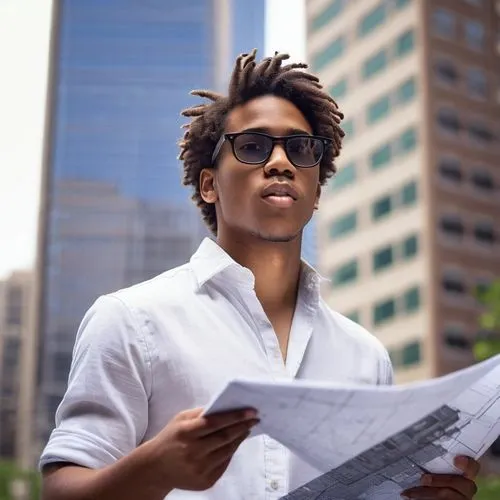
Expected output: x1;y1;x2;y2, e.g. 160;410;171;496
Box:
254;307;290;499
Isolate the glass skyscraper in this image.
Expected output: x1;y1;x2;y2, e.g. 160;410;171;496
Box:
33;0;265;449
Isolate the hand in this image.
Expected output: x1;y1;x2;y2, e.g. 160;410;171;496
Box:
148;407;259;492
401;455;480;499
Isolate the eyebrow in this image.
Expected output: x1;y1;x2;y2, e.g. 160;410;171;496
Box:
239;127;312;136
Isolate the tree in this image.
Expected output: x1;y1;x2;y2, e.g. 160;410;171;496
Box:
472;280;500;499
474;280;500;361
0;461;40;500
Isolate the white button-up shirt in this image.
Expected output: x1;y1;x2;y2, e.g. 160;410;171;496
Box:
40;238;393;499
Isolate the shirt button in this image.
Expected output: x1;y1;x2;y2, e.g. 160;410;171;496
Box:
270;480;279;490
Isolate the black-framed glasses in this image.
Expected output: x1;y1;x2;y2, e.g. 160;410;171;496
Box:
211;131;332;168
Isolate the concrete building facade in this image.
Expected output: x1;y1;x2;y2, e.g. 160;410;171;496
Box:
307;0;500;471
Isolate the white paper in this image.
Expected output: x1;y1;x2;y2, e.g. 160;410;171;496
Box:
204;354;500;499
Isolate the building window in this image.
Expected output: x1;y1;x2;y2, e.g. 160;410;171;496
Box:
345;310;360;323
403;286;420;313
6;286;23;326
373;298;396;325
465;20;485;50
394;29;415;57
370;143;392;170
358;3;387;38
471;170;494;191
442;272;466;294
396;77;416;104
474;222;496;244
372;195;393;220
342;118;355;140
398;127;417;154
329;211;357;239
401;180;418;206
330;77;348;100
440;215;465;237
444;326;470;350
437;107;461;134
311;0;345;32
313;36;346;71
331;162;356;192
468;122;495;144
367;94;391;124
394;0;411;9
402;341;421;366
331;259;358;288
434;59;459;85
402;234;418;259
373;245;394;272
466;68;487;98
438;157;462;183
362;49;388;80
432;8;456;38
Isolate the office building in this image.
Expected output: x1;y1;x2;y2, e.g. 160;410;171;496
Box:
0;271;32;461
307;0;500;471
26;0;266;464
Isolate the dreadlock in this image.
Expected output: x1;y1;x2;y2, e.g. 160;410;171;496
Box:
179;49;345;235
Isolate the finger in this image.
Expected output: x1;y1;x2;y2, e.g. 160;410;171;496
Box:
196;408;259;438
200;419;258;455
207;427;250;469
401;486;467;499
454;456;480;479
206;457;232;487
419;473;477;498
179;408;258;438
176;407;204;420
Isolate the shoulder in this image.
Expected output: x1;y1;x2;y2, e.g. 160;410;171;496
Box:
318;299;394;385
107;262;196;312
75;262;196;350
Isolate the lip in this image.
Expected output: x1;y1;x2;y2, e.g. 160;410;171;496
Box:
260;182;299;201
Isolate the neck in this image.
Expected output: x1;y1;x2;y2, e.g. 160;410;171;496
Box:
216;231;303;312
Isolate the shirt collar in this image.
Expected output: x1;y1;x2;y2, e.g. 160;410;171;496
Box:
190;237;329;293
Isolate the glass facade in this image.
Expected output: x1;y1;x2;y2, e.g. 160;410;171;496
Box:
37;0;265;445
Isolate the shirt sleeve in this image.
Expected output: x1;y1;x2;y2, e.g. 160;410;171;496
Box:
378;346;394;386
39;294;152;471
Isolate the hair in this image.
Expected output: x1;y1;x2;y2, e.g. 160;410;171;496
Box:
178;49;345;235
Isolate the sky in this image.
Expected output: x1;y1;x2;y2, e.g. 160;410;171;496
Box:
0;0;306;280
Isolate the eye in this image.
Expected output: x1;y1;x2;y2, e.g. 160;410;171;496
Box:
289;138;311;153
239;141;262;151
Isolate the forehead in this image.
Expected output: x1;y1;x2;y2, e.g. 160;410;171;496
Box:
225;95;313;135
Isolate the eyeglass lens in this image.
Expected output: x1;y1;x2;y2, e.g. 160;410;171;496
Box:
233;133;324;168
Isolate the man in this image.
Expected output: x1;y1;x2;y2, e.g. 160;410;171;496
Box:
40;50;480;499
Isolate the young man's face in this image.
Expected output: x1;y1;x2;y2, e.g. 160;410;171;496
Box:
200;95;321;243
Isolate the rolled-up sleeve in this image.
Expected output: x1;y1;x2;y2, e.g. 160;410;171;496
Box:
378;347;394;386
39;294;152;471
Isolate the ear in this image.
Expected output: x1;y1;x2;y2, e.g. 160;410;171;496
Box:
199;168;218;204
314;183;321;210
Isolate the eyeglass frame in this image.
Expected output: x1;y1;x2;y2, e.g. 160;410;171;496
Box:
210;131;332;168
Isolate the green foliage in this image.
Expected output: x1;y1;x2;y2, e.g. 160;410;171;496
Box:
476;476;500;500
474;280;500;361
0;461;40;500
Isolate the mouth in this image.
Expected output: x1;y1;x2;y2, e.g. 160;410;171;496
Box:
260;182;298;208
262;194;295;208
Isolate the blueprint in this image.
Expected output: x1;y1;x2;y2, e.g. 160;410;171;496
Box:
204;354;500;499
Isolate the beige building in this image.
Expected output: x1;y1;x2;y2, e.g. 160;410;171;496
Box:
0;271;33;462
307;0;500;469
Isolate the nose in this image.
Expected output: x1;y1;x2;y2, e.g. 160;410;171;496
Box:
263;143;296;178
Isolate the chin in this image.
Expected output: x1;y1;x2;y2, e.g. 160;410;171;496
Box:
253;228;301;243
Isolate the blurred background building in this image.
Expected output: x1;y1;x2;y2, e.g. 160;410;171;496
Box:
22;0;267;466
0;271;32;462
308;0;500;471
